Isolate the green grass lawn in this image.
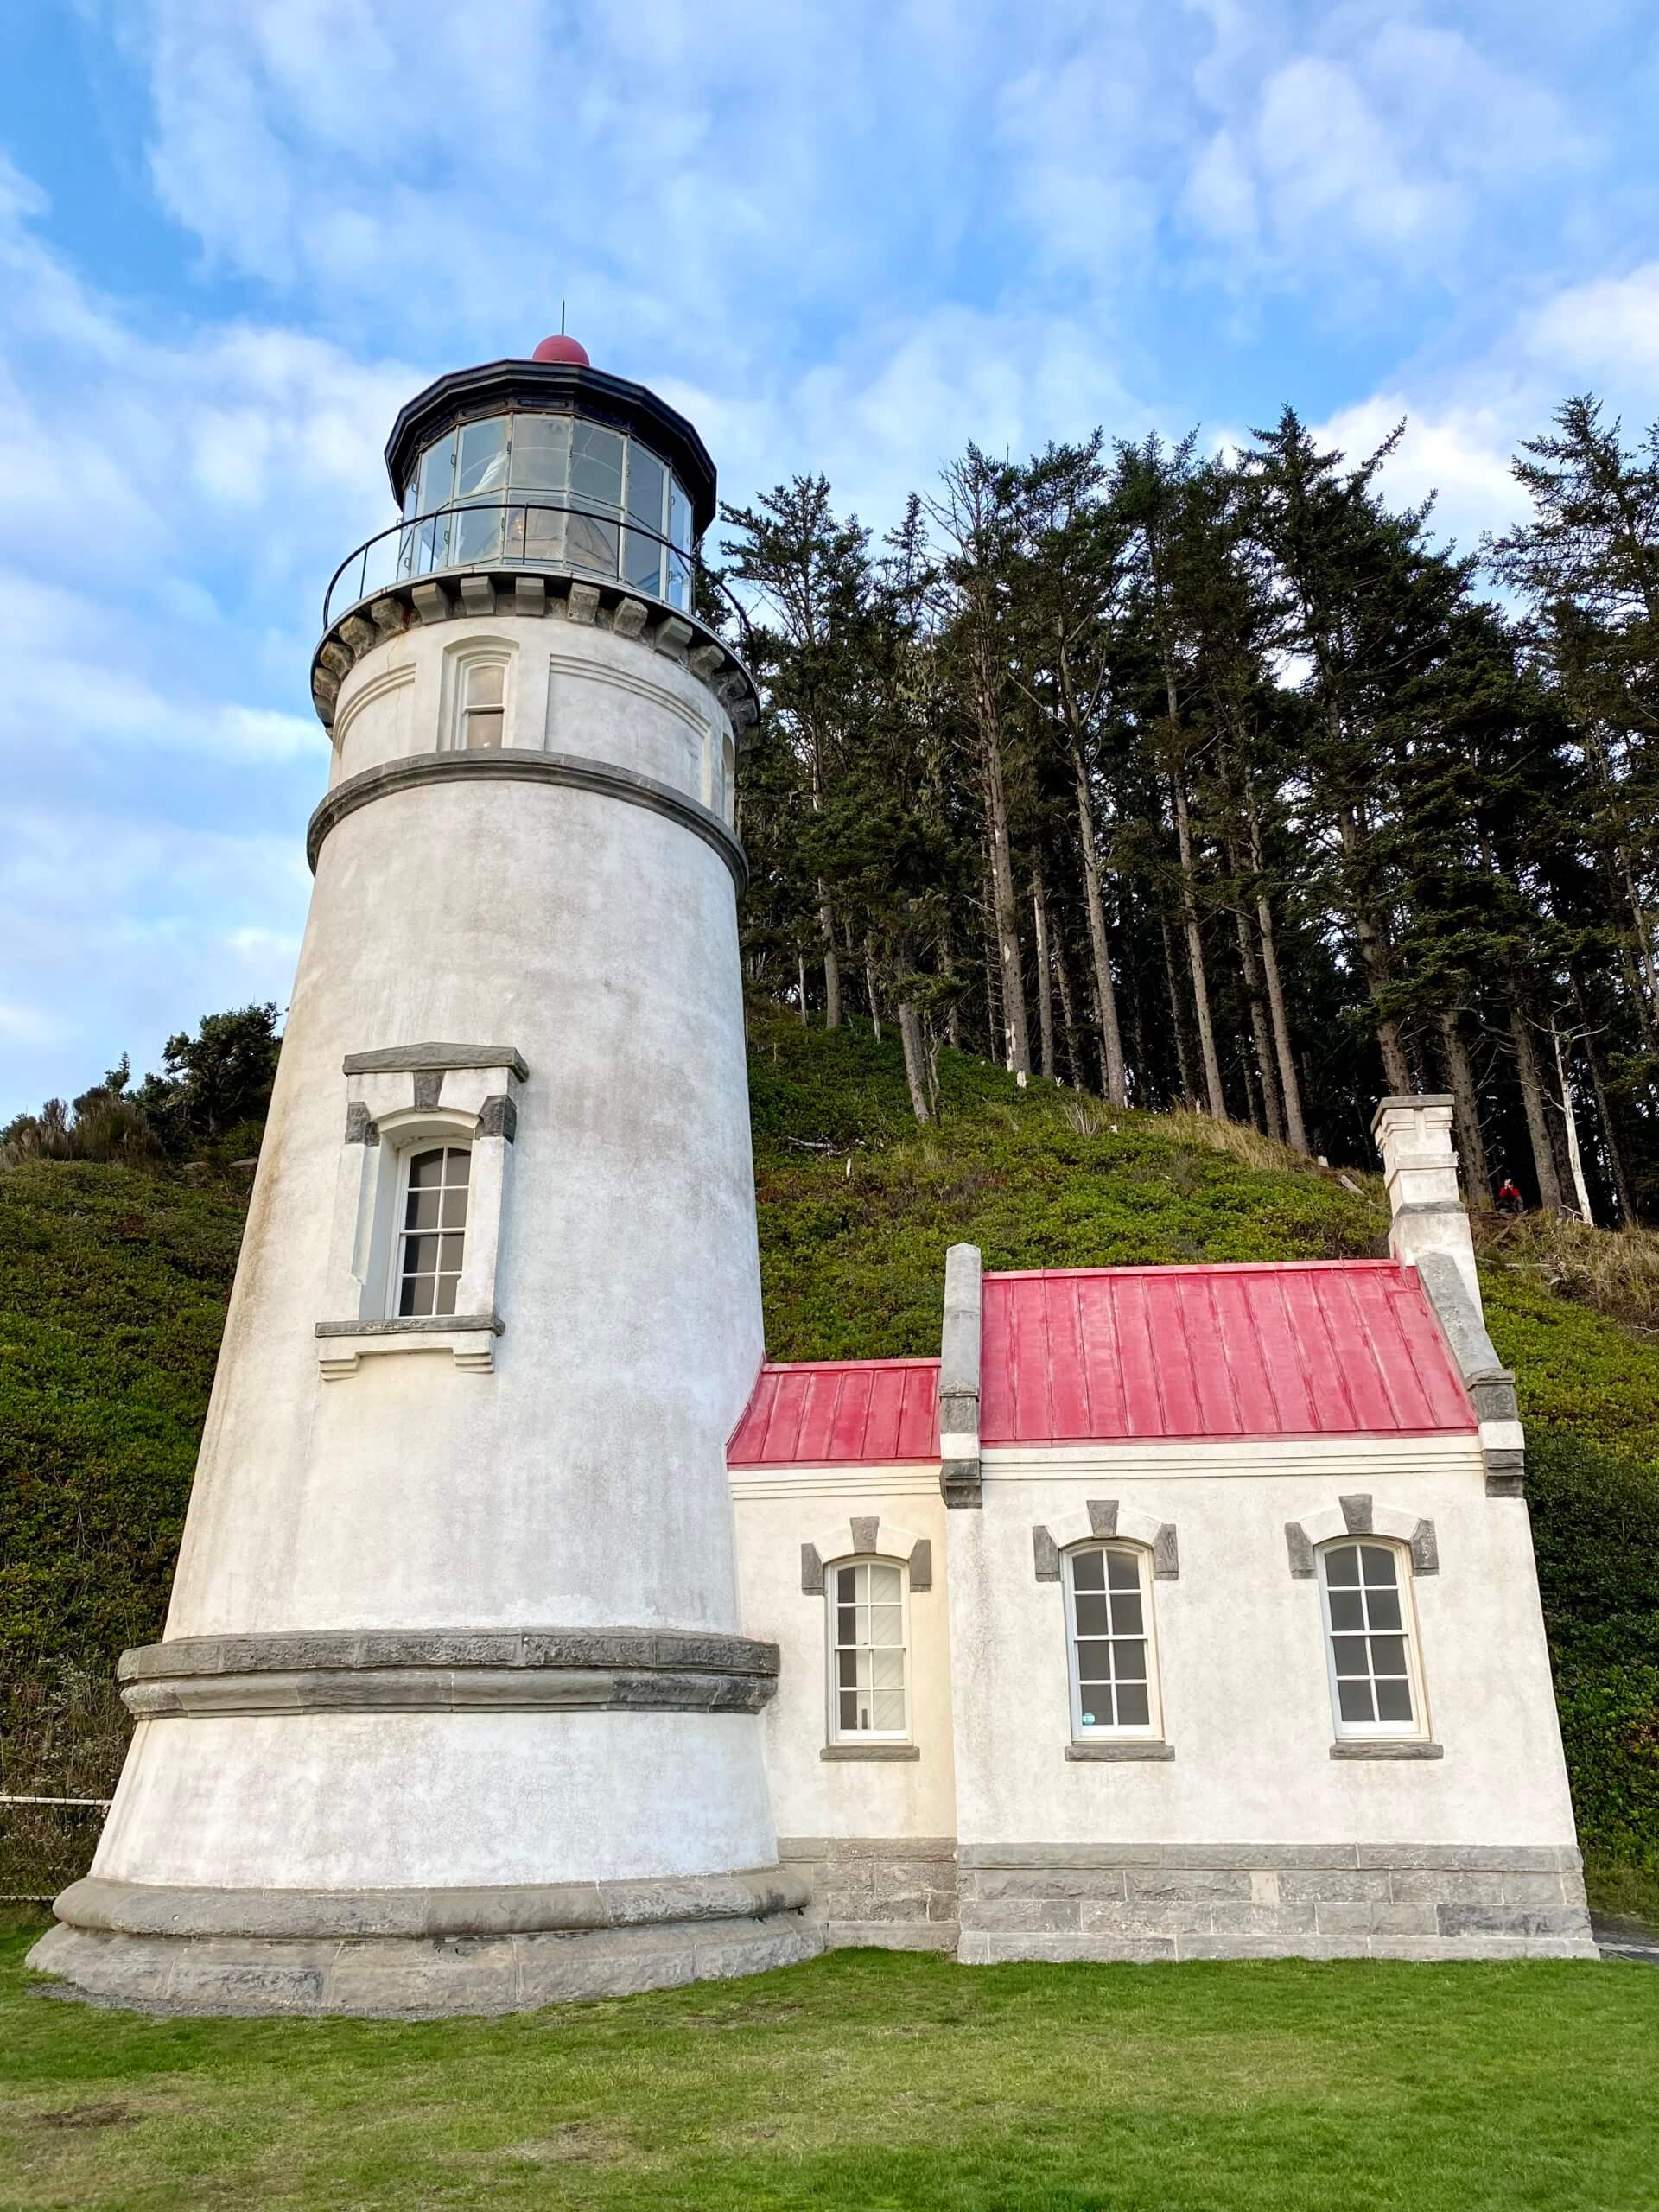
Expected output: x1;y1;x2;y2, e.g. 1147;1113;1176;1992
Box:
4;1922;1658;2212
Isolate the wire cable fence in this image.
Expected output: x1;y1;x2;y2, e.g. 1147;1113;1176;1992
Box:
0;1795;110;1903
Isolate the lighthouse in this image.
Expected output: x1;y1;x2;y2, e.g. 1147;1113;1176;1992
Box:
33;335;815;2014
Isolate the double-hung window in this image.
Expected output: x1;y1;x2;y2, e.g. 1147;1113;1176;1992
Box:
827;1560;909;1743
394;1145;470;1318
1065;1544;1162;1740
1319;1541;1427;1739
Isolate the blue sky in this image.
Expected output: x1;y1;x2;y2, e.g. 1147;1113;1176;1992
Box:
3;0;1659;1117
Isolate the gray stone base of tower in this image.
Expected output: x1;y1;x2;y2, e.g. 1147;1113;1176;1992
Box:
29;1870;821;2018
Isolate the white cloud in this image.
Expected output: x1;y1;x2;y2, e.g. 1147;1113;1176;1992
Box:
1524;263;1659;385
1315;262;1659;557
1184;13;1595;288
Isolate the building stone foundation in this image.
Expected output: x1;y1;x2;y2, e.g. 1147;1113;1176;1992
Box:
778;1836;959;1953
955;1843;1597;1961
31;1869;819;2017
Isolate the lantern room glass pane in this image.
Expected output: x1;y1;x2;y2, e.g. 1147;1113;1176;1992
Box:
511;413;570;492
567;510;620;578
625;443;667;594
417;433;457;512
571;422;624;510
667;476;693;608
457;416;510;500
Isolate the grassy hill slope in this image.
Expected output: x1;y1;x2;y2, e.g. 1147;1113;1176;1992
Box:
3;1011;1656;1900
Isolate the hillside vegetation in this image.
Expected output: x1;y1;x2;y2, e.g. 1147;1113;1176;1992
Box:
3;1012;1656;1901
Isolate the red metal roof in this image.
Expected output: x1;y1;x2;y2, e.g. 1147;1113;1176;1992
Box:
727;1261;1476;1467
728;1358;942;1467
980;1262;1475;1445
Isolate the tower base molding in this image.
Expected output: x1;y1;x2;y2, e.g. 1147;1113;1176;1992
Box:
29;1869;820;2018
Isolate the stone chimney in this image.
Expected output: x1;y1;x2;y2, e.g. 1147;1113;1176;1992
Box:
1370;1095;1479;1304
938;1242;982;1508
1370;1095;1523;1497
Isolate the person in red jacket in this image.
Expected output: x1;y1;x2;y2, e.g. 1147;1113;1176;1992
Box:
1496;1175;1524;1215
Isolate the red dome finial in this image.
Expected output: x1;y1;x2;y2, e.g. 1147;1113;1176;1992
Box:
532;333;590;366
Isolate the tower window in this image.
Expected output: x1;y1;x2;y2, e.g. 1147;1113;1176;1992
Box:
1319;1541;1427;1738
827;1559;909;1741
456;657;507;750
394;1146;470;1318
1065;1544;1162;1738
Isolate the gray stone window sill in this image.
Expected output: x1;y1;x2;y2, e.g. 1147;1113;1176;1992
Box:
1330;1739;1444;1760
1065;1740;1176;1762
821;1743;920;1762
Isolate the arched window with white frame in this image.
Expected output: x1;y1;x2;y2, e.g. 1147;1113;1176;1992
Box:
1064;1543;1162;1740
392;1143;471;1318
456;656;508;750
826;1557;910;1744
1318;1539;1428;1740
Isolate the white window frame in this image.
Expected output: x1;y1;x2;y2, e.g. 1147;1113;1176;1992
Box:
448;647;512;753
1064;1542;1163;1743
1317;1537;1431;1743
824;1556;912;1745
387;1140;472;1320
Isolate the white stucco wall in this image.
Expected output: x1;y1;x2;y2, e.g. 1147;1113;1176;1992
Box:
99;605;780;1898
95;1710;773;1889
732;1472;957;1842
328;613;735;824
946;1438;1579;1850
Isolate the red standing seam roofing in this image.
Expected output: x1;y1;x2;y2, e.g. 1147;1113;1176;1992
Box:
978;1262;1475;1445
726;1261;1476;1467
728;1358;942;1466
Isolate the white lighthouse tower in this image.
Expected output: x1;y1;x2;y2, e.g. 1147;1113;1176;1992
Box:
33;334;814;2014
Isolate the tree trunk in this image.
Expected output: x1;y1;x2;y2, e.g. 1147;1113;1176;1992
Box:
1243;778;1308;1150
976;658;1029;1073
1226;836;1284;1144
1583;1021;1637;1230
1510;999;1564;1212
941;926;962;1051
1171;773;1226;1117
1052;927;1083;1089
817;880;842;1028
1058;660;1128;1103
897;999;932;1125
1437;1009;1490;1209
1031;868;1056;1080
981;868;1001;1064
1336;803;1411;1093
863;939;882;1044
797;951;808;1026
1551;1022;1596;1222
1159;911;1197;1105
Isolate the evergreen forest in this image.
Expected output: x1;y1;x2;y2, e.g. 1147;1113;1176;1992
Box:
719;397;1659;1221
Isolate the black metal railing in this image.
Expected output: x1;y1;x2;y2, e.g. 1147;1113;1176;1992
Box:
322;499;752;657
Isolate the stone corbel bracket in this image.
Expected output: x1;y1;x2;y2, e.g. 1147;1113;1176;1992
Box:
799;1516;932;1596
939;1242;983;1508
311;575;760;744
1414;1250;1525;1497
316;1042;527;1377
1284;1495;1439;1577
1033;1501;1179;1581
